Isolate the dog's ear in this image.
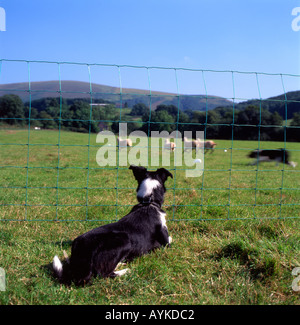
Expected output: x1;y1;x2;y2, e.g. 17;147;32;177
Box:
157;168;173;183
129;165;147;181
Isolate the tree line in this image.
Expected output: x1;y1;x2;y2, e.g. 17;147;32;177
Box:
0;94;117;133
127;102;300;142
0;94;299;141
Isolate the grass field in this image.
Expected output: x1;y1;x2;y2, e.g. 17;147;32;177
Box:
0;129;299;305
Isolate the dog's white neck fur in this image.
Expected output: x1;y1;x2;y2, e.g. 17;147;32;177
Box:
137;178;160;198
159;211;167;228
159;211;171;244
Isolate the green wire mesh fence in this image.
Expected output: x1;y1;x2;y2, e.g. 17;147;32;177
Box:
0;59;299;221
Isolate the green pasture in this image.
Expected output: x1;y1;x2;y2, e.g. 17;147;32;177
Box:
0;129;299;305
0;129;299;221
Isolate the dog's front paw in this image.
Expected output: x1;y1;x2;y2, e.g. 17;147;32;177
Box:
114;268;130;277
168;236;172;244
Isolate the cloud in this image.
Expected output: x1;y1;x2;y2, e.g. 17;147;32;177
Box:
183;56;192;64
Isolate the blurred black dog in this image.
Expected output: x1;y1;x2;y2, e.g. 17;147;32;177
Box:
248;149;297;167
52;165;173;286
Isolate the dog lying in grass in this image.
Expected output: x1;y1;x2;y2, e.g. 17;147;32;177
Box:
52;165;173;286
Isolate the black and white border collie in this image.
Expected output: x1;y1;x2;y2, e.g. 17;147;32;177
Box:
248;149;297;167
52;165;173;286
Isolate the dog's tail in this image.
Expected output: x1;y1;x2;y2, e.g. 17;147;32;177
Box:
52;251;70;284
53;255;63;279
289;161;297;168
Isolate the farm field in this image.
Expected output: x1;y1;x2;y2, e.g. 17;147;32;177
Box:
0;129;299;305
0;129;299;221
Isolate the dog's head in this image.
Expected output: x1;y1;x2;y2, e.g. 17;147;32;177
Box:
129;165;173;205
248;149;260;159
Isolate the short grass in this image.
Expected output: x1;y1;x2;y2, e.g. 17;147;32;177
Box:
0;219;299;305
0;129;299;305
0;129;299;221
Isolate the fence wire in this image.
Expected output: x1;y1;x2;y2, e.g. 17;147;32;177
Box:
0;59;299;221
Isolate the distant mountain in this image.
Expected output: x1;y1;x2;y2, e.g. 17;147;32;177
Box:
233;90;300;119
0;80;232;111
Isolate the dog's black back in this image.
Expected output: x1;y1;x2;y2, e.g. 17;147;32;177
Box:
52;165;173;286
248;149;289;161
248;149;296;167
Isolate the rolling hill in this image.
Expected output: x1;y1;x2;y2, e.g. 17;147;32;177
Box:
233;90;300;119
0;80;232;111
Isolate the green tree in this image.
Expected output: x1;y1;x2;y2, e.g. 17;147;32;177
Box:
177;110;189;133
271;111;283;126
290;112;300;126
39;111;56;129
288;112;300;142
0;94;24;125
151;110;175;133
130;103;149;116
69;101;92;132
24;106;42;127
156;104;178;117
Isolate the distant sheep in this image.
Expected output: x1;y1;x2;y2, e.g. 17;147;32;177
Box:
197;139;217;154
183;137;200;151
117;137;132;149
164;138;176;152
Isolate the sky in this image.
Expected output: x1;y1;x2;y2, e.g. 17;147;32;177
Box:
0;0;299;100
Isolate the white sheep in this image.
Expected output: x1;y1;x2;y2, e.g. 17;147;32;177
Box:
183;137;200;151
164;138;176;152
117;137;132;149
197;139;217;153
